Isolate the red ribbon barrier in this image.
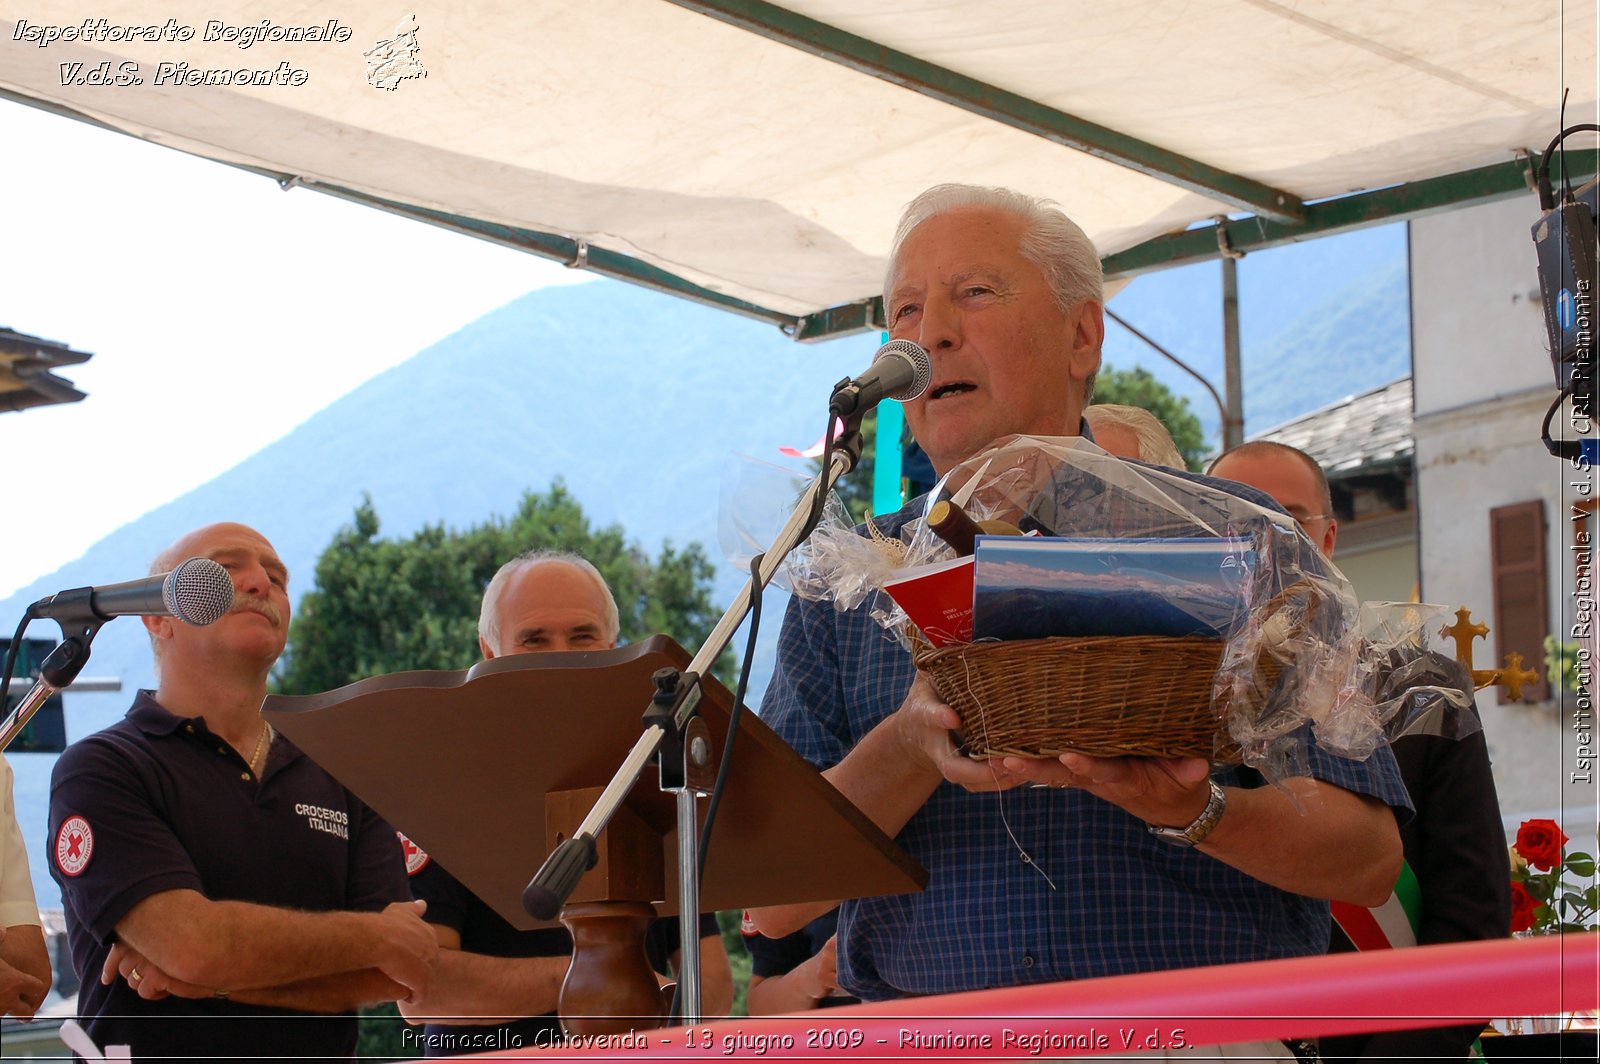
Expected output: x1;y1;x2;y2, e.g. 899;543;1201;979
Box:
449;933;1598;1059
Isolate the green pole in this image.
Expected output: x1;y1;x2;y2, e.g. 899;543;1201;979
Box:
872;333;906;516
873;401;906;516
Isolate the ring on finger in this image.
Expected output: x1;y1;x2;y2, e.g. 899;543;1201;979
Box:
128;966;143;983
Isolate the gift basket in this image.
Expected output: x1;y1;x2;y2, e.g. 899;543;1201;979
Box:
781;434;1468;781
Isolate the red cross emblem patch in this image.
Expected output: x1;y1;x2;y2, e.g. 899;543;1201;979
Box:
397;831;430;876
55;815;93;877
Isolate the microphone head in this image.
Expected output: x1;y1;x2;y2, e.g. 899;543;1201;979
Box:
162;558;236;626
874;339;933;402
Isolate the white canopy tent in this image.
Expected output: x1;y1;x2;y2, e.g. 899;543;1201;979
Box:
1;1;1593;339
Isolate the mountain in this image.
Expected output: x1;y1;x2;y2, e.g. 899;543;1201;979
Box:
1102;222;1409;439
4;228;1409;909
4;278;876;707
3;280;875;906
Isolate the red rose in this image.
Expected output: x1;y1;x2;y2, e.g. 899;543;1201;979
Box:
1514;819;1570;872
1510;879;1542;933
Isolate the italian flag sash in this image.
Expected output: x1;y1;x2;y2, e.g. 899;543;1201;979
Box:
1330;860;1420;950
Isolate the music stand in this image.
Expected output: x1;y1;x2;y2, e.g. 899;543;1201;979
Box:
264;636;925;1030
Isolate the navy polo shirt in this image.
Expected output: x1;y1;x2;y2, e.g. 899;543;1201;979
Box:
48;691;408;1061
409;856;717;1055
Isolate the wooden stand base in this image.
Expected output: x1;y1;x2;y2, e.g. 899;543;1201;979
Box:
559;900;671;1035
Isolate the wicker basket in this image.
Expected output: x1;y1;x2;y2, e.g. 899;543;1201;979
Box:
911;633;1283;764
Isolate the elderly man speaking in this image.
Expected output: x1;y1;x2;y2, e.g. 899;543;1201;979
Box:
753;186;1409;1060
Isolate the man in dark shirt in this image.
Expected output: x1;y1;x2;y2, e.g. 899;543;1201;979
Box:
48;522;436;1060
1211;441;1511;1060
399;550;731;1053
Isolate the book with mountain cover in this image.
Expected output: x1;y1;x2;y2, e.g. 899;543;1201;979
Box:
971;535;1256;642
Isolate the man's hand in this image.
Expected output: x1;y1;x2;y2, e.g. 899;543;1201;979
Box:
101;941;213;1001
746;933;841;1015
799;935;839;1002
894;675;1024;793
792;676;1029;903
0;928;48;1021
1000;751;1213;827
1003;752;1402;902
369;900;438;1004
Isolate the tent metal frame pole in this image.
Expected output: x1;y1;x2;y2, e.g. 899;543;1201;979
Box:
1220;255;1245;451
1102;150;1598;279
1103;309;1229;438
0;87;801;335
793;150;1596;340
308;188;804;333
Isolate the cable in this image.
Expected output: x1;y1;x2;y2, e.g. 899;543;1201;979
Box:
800;413;844;544
1536;122;1600;210
694;550;763;891
0;609;35;714
694;408;845;889
1541;382;1579;458
669;410;849;1021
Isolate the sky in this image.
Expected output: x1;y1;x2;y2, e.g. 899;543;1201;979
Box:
0;90;1410;606
0;97;593;599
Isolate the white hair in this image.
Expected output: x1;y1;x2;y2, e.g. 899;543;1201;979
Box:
478;550;620;646
886;183;1105;314
1084;404;1186;470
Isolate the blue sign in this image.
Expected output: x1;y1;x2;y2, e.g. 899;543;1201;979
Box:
1558;287;1576;331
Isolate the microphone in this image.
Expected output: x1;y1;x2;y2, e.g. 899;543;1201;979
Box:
829;339;933;416
28;558;235;626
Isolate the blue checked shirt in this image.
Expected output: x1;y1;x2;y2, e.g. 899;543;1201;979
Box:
761;461;1412;1001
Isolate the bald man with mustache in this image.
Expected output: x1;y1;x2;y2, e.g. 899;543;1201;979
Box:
48;522;436;1060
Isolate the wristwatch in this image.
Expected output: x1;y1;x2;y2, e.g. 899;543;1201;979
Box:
1146;780;1227;846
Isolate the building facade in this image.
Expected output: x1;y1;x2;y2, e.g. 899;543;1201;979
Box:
1411;193;1595;826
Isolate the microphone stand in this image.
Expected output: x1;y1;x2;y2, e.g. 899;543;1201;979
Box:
523;399;868;1026
0;600;103;752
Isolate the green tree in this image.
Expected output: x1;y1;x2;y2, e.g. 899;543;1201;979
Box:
275;481;729;694
1090;365;1210;471
355;1003;418;1059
